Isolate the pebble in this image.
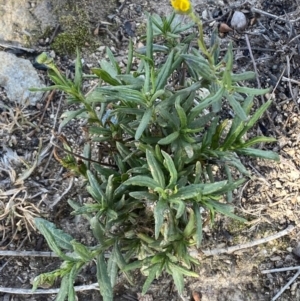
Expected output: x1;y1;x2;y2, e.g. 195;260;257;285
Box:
219;23;233;33
97;46;106;52
49;50;56;58
231;11;247;31
292;242;300;257
202;9;209;20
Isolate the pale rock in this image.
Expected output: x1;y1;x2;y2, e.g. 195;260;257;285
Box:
0;51;44;105
293;242;300;257
231;11;247;31
0;0;57;47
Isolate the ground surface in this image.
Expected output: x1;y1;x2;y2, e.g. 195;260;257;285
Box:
1;0;300;300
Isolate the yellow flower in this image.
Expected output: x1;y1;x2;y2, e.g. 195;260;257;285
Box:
171;0;192;14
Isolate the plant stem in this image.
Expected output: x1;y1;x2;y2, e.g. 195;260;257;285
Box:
189;12;213;66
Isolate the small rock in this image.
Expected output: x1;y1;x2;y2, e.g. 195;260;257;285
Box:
49;50;56;58
219;23;233;33
97;46;106;52
293;242;300;257
202;9;209;20
0;51;44;106
291;282;297;293
192;291;202;301
39;38;45;45
231;11;247;31
1;0;56;47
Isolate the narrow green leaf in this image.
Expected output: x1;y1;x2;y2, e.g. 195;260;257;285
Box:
226;156;249;176
241;136;277;148
210;178;245;195
106;47;121;75
146;15;153;62
91;68;121;86
135;108;152;140
183;209;195;238
224;164;233;203
71;240;93;261
94;164;119;178
56;275;69;301
150;89;166;104
68;264;78;301
182;54;215;81
34;218;73;251
155;50;174;91
175;97;187;128
126;38;133;74
97;253;113;301
123;260;144;272
154;199;168;239
34;220;75;261
113;243;134;285
191;86;224;116
155;144;164;163
223;42;233;88
236;100;272;141
193;202;203;247
105;175;114;205
169;264;184;294
136;44;169;54
90;216;105;244
129;191;157;201
124;176;159;190
227;93;247;121
158;131;179;145
142;264;161;295
234;86;270;95
172;199;186;219
210;28;220;64
59;108;86;131
107;254;118;288
97;86;146;106
236;148;280;161
74;48;82;90
107;209;118;220
87;170;105;202
170;184;202;201
232;71;256;82
161;150;178;186
208;200;246;222
143;59;151;93
146;149;165;188
169;262;199;278
202;117;219;149
222;118;245;151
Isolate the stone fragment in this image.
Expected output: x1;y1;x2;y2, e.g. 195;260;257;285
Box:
0;0;57;47
293;242;300;258
231;11;247;31
0;51;44;105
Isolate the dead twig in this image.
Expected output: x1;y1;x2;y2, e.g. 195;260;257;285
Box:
282;76;300;85
48;24;60;44
244;33;264;104
202;225;295;256
262;266;300;273
286;55;299;111
0;283;99;294
251;8;290;23
0;250;110;258
49;177;74;209
269;269;300;301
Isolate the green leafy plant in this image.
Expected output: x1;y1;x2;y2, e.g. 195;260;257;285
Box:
31;2;279;300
